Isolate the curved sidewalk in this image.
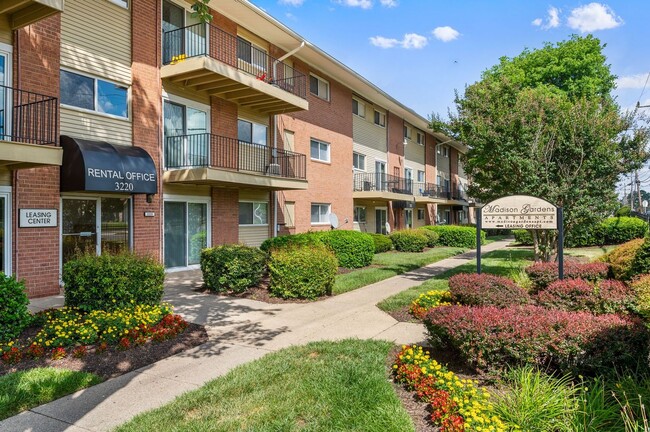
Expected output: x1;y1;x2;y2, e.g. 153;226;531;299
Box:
3;239;511;432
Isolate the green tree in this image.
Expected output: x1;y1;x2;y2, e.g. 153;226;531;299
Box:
432;35;649;261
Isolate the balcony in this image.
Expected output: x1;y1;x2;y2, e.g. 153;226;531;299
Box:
163;133;308;191
0;84;62;169
0;0;64;29
353;172;416;201
162;23;308;114
413;182;449;202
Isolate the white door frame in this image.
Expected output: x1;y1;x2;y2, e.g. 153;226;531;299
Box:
0;186;11;275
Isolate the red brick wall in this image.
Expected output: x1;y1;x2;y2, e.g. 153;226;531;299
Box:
13;15;61;297
212;188;239;244
425;132;437;183
450;147;459;197
131;0;162;260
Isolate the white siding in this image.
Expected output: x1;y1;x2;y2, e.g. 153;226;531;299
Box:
352;114;386;153
353;142;387;173
404;141;425;179
60;0;131;85
60;108;132;146
0;168;10;186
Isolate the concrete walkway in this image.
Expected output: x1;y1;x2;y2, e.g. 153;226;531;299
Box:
3;239;511;432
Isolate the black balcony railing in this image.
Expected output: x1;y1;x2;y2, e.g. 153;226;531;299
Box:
162;23;307;100
353;172;414;195
165;133;307;180
0;84;58;146
413;182;448;199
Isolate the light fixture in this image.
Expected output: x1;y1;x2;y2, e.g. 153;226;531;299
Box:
146;194;154;204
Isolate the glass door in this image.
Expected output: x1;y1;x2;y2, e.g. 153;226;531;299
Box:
404;168;413;194
375;209;387;234
186;107;208;166
164;101;208;169
101;198;130;255
62;199;97;266
0;191;8;274
375;161;386;191
0;49;10;141
405;209;413;229
162;0;185;64
164;201;187;268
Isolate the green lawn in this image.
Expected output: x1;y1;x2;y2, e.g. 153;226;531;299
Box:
564;245;617;260
115;339;414;432
0;368;102;420
377;248;534;313
332;247;466;295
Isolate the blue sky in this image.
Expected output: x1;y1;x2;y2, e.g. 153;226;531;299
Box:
252;0;650;120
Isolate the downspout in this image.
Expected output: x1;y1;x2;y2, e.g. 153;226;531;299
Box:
272;41;305;238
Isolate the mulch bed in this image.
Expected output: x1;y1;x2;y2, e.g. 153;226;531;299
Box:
0;323;208;380
386;305;419;323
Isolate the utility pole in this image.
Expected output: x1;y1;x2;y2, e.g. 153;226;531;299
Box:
630;175;635;208
637;171;643;212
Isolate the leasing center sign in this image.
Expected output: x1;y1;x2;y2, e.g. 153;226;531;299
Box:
481;195;557;230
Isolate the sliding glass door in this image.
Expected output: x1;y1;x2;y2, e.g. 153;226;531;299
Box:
164;200;209;268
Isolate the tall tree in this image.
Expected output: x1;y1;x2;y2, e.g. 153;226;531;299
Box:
432;35;649;261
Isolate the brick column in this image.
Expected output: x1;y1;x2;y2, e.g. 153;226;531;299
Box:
212;188;239;245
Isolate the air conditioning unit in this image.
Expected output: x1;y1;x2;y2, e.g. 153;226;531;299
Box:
403;138;408;146
266;163;280;175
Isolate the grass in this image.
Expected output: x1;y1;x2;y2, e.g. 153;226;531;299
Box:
115;339;414;432
332;247;465;295
0;367;102;420
564;245;617;260
377;249;534;313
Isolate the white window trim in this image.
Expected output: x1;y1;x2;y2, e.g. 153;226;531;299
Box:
310;73;330;101
0;186;11;275
352;98;365;118
108;0;129;8
237;36;268;73
61;68;131;121
353;152;366;171
238;200;270;227
417;170;425;182
374;110;386;128
354;205;367;223
311;203;331;225
310;138;331;163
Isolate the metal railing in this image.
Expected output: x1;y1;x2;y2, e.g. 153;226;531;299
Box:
0;84;58;145
413;182;447;199
162;23;307;100
165;133;307;180
353;172;414;195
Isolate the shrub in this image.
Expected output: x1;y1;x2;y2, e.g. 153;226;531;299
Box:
416;229;439;248
424;305;649;375
512;229;533;246
0;274;31;343
423;225;486;248
534;278;597;312
630;236;650;279
200;244;266;293
525;260;608;292
598;217;648;245
597;279;637;314
389;230;428;252
605;238;645;280
315;230;374;268
616;206;632;217
260;233;322;253
63;253;164;312
268;244;338;300
370;233;392;253
630;274;650;318
448;273;530;308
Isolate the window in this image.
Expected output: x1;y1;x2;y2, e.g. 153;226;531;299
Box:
352;98;365;117
417;170;425;182
310;138;330;162
404;168;413;181
238;119;267;145
109;0;128;7
436;175;442;186
353;152;365;171
443;146;449;157
61;70;128;118
416;131;425;145
374;110;386;127
403;125;411;139
239;202;268;225
417;208;425;220
311;203;331;224
354;206;366;223
310;74;330;100
237;37;266;72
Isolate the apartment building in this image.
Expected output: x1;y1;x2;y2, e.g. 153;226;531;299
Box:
0;0;471;298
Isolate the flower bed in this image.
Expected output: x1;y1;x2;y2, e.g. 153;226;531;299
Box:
393;345;505;432
409;290;453;319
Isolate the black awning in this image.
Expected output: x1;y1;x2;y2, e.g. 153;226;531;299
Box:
60;136;157;194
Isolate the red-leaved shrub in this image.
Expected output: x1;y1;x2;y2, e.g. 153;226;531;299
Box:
448;273;530;308
597;279;637;314
534;278;635;314
424;305;648;375
525;260;609;292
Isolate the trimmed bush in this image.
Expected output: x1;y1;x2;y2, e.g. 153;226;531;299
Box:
616;206;632;217
525;260;609;292
370;233;392;253
0;274;31;343
597;217;648;245
200;244;266;293
260;233;322;253
63;253;164;312
416;229;439;248
315;230;374;268
532;278;635;314
424;305;649;375
630;274;650;318
604;238;644;280
448;273;530;308
389;230;428;252
268;244;338;299
423;225;486;248
630;236;650;279
513;229;533;246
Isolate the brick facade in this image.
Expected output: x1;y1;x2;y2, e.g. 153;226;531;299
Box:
212;188;239;245
13;15;61;297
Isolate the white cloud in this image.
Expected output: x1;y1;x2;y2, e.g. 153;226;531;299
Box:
370;33;428;49
432;26;460;42
337;0;372;9
532;6;560;30
369;36;400;48
380;0;397;7
279;0;304;5
532;18;543;26
567;3;623;33
617;73;650;89
402;33;428;49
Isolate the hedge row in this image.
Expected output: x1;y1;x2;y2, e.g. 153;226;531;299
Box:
0;274;31;343
422;225;485;248
525;260;609;292
201;245;266;293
